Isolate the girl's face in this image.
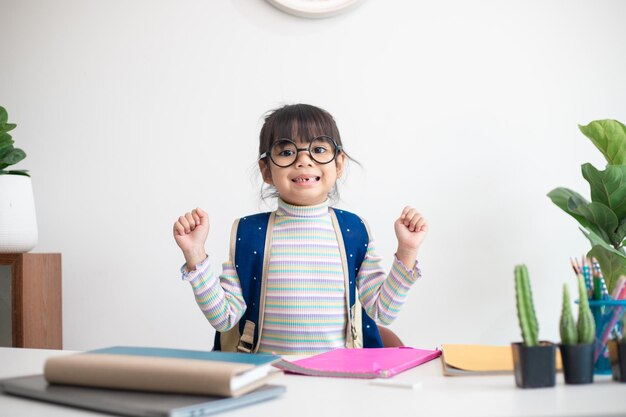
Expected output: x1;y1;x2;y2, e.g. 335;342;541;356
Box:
260;139;345;206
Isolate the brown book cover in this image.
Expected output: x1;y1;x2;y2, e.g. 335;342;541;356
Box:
44;346;281;397
441;344;562;376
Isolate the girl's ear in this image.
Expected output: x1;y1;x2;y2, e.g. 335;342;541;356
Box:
259;160;274;185
335;153;346;179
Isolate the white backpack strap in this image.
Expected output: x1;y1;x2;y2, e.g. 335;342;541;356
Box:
252;211;276;352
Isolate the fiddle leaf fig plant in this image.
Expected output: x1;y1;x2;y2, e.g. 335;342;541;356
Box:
579;119;626;165
0;106;29;176
548;119;626;293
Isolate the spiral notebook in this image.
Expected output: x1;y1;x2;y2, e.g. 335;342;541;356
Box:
274;347;441;379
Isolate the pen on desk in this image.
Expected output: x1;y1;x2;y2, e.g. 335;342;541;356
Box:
370;379;423;390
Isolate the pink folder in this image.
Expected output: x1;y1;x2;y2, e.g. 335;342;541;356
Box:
274;347;441;379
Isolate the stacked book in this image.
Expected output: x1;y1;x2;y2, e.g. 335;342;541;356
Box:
0;346;285;417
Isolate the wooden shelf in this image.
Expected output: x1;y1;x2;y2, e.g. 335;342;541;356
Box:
0;253;62;349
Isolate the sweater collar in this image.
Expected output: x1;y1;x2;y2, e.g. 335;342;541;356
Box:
276;198;330;218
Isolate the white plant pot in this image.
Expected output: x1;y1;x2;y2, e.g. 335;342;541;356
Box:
0;175;38;253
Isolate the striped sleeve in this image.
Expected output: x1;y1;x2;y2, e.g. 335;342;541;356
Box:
356;239;421;325
181;256;246;332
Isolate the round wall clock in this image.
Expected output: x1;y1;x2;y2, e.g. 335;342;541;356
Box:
266;0;365;19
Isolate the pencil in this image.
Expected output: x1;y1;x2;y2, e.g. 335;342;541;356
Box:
580;257;594;299
591;258;608;300
569;257;580;275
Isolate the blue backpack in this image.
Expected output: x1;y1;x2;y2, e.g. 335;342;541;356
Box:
212;208;383;352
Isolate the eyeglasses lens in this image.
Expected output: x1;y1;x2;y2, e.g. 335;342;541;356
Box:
269;137;337;167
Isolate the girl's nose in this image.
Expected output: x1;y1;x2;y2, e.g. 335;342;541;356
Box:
295;148;314;167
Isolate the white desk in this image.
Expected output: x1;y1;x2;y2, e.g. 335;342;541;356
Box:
0;347;624;417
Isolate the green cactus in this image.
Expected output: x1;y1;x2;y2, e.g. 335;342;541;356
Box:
559;284;577;345
515;264;539;347
576;274;596;344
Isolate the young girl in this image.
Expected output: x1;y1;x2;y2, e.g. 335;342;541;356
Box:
173;104;428;355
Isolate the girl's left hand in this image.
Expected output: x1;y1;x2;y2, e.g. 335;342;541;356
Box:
394;206;429;252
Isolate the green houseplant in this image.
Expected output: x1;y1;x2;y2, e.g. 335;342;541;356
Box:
548;119;626;374
0;106;29;176
0;106;38;253
512;264;556;388
559;275;596;384
547;119;626;294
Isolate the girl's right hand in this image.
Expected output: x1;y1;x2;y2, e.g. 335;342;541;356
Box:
173;208;210;269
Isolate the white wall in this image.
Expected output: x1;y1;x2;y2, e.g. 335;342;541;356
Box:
1;0;625;351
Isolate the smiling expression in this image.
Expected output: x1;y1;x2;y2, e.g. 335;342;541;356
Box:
260;140;345;206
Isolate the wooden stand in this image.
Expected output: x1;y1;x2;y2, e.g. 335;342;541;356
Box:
0;253;62;349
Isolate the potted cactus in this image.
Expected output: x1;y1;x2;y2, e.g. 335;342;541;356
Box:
0;106;38;253
559;275;596;384
511;264;556;388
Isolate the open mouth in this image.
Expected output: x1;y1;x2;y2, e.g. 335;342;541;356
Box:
292;176;321;183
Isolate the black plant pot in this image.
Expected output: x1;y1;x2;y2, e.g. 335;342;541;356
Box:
558;343;594;384
511;342;556;388
608;339;626;382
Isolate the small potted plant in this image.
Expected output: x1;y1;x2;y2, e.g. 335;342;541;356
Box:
559;275;596;384
512;264;556;388
608;315;626;382
0;105;38;253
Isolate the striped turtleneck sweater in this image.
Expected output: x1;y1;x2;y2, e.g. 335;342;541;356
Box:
182;199;421;355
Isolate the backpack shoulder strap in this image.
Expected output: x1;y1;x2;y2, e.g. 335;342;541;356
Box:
213;212;273;352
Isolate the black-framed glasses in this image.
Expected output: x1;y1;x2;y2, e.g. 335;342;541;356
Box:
259;136;342;168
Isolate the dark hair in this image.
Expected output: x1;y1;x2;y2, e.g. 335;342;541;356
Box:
259;103;343;155
258;104;357;204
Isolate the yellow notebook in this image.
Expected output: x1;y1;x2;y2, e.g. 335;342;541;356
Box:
441;344;562;376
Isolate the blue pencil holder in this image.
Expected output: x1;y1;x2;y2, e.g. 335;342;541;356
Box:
588;299;626;375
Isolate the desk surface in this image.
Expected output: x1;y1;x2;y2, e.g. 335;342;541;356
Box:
0;347;624;417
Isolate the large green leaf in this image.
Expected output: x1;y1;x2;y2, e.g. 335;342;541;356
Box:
0;144;15;160
0;106;7;125
587;244;626;294
0;148;26;169
0;133;13;148
582;227;626;293
582;163;626;220
579;119;626;165
547;188;593;230
617;218;626;246
581;227;626;255
0;123;16;135
0;170;29;177
548;188;624;246
570;201;618;245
